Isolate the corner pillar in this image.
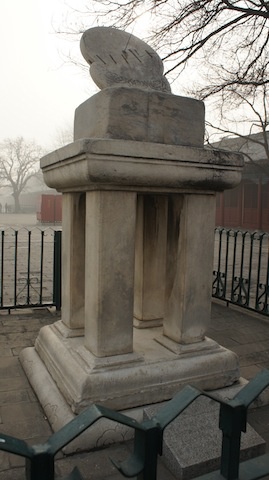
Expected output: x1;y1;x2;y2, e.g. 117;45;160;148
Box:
61;192;86;330
134;195;168;327
164;194;216;344
84;190;137;357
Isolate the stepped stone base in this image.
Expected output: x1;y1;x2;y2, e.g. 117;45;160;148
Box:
20;321;240;414
19;322;266;477
20;341;266;478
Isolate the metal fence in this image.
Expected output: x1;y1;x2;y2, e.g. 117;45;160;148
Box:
1;369;269;480
1;225;269;317
213;228;269;315
0;227;61;311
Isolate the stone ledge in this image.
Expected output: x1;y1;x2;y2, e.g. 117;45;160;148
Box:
41;138;243;169
40;139;243;193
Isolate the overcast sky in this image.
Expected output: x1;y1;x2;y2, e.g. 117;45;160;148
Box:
1;1;196;152
0;0;99;150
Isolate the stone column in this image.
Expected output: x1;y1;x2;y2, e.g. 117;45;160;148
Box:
84;190;137;357
164;193;216;344
134;195;168;327
61;192;86;330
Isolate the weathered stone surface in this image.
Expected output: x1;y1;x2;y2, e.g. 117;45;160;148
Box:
0;390;30;405
40;139;243;193
74;87;205;146
163;194;216;344
134;195;168;327
80;26;170;92
61;192;85;330
84;190;136;357
77;28;205;149
23;323;240;414
35;113;243;432
0;377;31;393
21;28;246;476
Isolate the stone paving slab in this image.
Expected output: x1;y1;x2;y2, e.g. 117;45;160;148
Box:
0;302;268;479
144;397;266;480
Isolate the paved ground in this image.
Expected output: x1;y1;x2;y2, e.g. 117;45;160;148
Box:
1;301;269;479
0;213;38;228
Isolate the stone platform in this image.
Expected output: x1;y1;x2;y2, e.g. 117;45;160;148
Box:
20;320;239;423
19;338;267;473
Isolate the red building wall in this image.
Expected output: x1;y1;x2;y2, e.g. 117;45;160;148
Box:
37;195;62;223
216;179;269;232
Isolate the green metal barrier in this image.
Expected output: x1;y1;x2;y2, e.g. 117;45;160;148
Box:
1;370;269;480
196;369;269;480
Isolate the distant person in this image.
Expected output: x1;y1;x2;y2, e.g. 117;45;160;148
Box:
5;203;7;213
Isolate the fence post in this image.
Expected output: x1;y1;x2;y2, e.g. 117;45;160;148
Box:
219;403;246;480
53;230;62;311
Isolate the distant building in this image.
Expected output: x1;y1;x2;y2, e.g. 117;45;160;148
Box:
213;132;269;231
0;169;61;218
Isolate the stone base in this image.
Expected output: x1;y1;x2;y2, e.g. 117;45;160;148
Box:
19;321;268;474
20;320;240;415
133;317;163;328
19;342;267;476
20;344;143;453
144;397;266;480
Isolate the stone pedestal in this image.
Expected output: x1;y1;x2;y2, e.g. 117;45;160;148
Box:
20;27;244;451
20;138;244;423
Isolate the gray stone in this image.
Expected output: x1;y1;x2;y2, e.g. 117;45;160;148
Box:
40;138;243;193
84;190;136;356
21;28;246;472
144;397;266;479
61;192;85;330
33;134;244;424
21;329;240;414
134;195;167;327
74;87;205;147
80;26;171;92
76;27;204;148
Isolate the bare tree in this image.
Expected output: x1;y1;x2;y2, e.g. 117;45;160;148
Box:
67;1;269;93
0;137;44;213
52;125;74;149
205;83;269;173
60;1;269;164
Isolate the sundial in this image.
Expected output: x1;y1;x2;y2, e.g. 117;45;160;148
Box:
80;26;171;93
75;26;205;146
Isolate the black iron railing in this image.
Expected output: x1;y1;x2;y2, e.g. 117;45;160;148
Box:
1;225;269;317
213;228;269;316
1;370;269;480
0;227;61;311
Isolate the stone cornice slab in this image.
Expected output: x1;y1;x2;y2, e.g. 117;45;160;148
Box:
40;138;244;193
